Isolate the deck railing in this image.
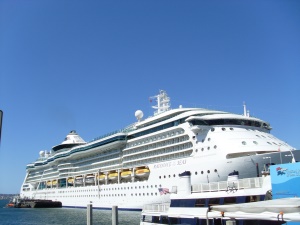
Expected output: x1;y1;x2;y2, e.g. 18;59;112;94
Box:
192;177;264;193
142;203;170;213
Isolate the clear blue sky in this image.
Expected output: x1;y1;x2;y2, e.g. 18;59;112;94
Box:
0;1;299;194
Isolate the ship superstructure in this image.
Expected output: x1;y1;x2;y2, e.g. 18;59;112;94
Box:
20;90;299;210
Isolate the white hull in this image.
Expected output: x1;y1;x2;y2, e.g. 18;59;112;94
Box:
20;91;298;210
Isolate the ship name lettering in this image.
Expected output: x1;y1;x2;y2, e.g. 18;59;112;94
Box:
154;159;186;169
177;159;186;165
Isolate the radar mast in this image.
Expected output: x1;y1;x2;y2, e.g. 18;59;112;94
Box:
150;90;171;115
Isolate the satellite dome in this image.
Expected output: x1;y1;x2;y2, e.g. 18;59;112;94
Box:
39;150;45;157
135;110;144;121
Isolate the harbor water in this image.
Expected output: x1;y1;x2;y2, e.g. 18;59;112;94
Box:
0;200;140;225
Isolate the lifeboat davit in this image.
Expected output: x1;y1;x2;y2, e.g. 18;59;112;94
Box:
135;167;150;177
121;170;132;179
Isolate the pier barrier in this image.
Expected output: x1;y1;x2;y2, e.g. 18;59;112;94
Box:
112;205;118;225
87;203;93;225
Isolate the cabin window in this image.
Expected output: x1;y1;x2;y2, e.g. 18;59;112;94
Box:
224;197;236;204
208;198;220;206
195;199;206;207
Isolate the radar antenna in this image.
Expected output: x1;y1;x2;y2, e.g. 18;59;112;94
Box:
149;90;171;115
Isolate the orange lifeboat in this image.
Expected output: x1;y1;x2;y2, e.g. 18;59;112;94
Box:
108;171;118;180
135;167;150;177
97;173;106;182
121;170;132;179
67;177;74;184
46;181;52;187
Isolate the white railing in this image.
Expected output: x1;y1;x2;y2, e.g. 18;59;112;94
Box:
142;203;170;212
192;177;264;193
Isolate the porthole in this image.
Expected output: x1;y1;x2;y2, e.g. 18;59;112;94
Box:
207;147;210;150
242;141;246;145
208;138;211;141
230;128;234;130
195;172;198;175
201;171;204;174
256;135;260;138
201;148;204;151
222;128;226;131
211;128;215;132
214;145;217;149
195;149;198;152
267;142;272;145
202;139;204;143
253;141;258;145
214;169;217;172
207;170;210;173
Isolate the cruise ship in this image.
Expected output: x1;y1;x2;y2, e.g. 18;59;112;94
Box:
20;90;299;210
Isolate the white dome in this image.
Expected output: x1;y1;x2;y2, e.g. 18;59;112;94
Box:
135;110;144;121
39;150;45;157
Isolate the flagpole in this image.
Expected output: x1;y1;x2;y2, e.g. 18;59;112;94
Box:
279;147;282;164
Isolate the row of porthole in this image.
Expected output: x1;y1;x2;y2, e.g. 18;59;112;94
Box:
195;169;218;175
131;193;158;196
242;141;280;145
57;185;162;193
46;193;158;198
159;169;218;178
211;128;234;132
102;184;160;191
195;146;218;152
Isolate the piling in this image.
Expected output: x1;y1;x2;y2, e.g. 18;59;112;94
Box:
112;205;118;225
87;203;93;225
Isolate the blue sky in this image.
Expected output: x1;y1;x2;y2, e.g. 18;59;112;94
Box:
0;1;299;194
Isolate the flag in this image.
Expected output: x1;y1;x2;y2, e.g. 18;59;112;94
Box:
158;188;169;195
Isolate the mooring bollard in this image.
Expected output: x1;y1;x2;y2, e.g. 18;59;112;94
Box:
112;205;118;225
87;203;93;225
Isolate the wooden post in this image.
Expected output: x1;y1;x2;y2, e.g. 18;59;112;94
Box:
112;205;118;225
87;203;92;225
